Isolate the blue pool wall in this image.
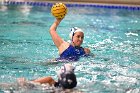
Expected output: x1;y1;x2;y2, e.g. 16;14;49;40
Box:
2;1;140;11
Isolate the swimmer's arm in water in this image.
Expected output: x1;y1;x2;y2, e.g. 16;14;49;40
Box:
17;76;56;86
49;18;69;54
33;76;56;85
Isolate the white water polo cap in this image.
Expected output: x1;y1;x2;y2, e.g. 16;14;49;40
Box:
69;27;84;40
57;64;75;77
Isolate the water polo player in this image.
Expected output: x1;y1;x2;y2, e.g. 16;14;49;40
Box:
16;64;77;89
50;3;90;61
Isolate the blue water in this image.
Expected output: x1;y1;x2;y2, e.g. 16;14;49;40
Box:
0;4;140;93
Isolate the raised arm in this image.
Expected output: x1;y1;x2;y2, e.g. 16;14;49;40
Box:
49;18;69;54
50;18;64;49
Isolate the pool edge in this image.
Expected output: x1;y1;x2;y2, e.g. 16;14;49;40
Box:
1;0;140;10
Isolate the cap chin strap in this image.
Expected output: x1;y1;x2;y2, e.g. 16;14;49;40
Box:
71;41;75;46
71;40;81;48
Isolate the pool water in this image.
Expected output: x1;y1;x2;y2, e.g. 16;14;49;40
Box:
0;3;140;93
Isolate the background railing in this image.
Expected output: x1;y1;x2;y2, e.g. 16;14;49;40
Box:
1;0;140;5
33;0;140;5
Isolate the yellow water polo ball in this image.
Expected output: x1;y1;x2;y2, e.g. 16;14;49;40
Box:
51;3;68;19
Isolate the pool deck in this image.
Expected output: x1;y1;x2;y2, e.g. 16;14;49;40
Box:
32;0;140;6
2;0;140;7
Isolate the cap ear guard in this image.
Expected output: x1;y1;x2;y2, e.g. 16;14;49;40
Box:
69;27;77;40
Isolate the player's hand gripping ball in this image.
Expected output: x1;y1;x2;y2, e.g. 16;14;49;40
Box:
51;3;68;19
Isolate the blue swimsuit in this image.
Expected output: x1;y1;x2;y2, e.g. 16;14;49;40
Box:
56;45;86;61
